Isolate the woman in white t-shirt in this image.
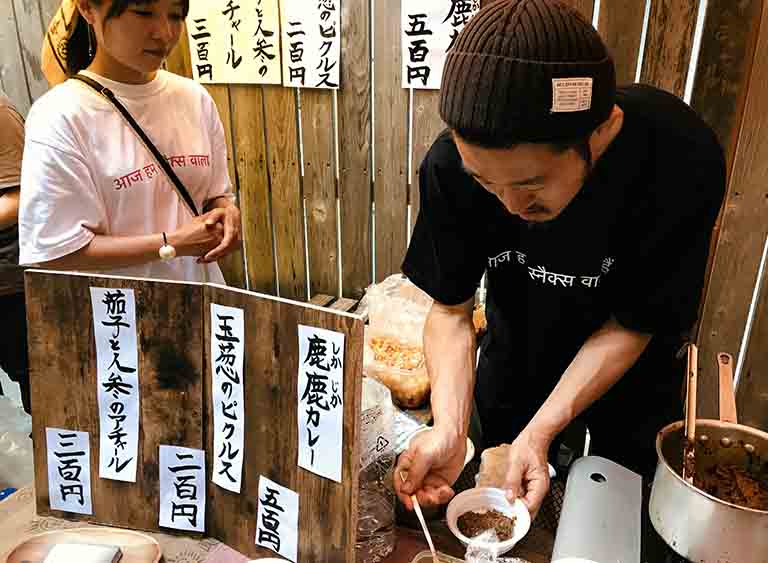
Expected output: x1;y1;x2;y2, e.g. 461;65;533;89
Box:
19;0;241;283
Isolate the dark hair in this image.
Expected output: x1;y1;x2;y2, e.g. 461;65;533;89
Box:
66;0;190;75
454;128;594;169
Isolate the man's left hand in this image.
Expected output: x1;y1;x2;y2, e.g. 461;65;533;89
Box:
500;430;552;517
198;206;242;263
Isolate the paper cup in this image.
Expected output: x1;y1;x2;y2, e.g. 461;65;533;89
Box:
446;487;531;555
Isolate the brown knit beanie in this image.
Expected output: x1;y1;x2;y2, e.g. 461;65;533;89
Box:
440;0;615;145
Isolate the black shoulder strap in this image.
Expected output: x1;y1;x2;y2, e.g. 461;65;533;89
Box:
71;73;200;217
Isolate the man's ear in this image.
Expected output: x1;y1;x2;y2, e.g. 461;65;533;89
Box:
589;105;624;161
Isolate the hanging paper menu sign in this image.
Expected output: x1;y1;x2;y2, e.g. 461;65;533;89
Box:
186;0;282;84
401;0;481;89
90;287;140;482
296;324;344;482
46;427;93;515
159;445;206;533
255;475;300;562
280;0;341;88
211;303;246;493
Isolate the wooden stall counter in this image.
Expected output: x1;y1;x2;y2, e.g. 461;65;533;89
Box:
1;484;554;563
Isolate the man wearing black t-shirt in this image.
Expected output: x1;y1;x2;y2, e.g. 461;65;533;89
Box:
394;0;725;517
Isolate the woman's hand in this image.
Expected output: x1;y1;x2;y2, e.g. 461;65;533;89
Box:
168;213;225;258
197;206;242;263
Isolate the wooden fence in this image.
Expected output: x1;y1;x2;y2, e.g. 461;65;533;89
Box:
2;0;768;427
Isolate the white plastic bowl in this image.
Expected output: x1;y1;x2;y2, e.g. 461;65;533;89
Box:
446;487;531;555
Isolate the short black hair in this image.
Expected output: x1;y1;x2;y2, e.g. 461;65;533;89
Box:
67;0;190;75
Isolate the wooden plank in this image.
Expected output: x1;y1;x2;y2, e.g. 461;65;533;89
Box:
338;0;372;300
688;0;762;413
598;0;647;85
639;0;700;98
736;255;768;431
329;297;358;312
263;86;306;300
0;0;31;114
12;0;49;102
301;89;339;297
230;84;276;295
697;2;768;420
27;270;204;531
205;286;364;560
410;90;443;239
374;0;409;283
690;0;763;174
309;294;336;307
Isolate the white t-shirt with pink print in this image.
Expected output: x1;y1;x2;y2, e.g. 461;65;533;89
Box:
19;70;232;283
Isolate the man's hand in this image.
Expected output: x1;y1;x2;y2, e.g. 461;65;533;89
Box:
498;431;552;517
394;427;467;511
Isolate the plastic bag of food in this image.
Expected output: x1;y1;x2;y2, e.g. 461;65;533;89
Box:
361;274;432;408
358;273;433;334
465;530;501;562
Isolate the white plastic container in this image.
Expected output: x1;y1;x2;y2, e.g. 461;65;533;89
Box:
446;487;531;555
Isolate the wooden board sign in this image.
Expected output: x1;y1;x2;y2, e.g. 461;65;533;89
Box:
26;270;205;530
25;270;364;562
204;283;363;560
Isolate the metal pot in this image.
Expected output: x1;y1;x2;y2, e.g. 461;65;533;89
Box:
650;353;768;563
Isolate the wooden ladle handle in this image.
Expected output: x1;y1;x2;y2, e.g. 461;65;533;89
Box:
718;353;738;424
684;344;699;443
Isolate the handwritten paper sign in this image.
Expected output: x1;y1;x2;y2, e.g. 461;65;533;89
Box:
297;325;344;482
90;287;140;482
401;0;481;89
280;0;341;88
187;0;282;85
255;476;300;562
211;303;245;493
159;445;206;533
46;428;93;515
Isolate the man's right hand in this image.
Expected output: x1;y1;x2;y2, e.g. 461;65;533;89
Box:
169;211;225;258
394;426;467;511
